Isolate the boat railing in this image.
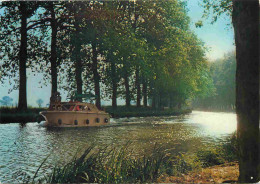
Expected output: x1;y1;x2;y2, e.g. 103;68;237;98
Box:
48;102;99;112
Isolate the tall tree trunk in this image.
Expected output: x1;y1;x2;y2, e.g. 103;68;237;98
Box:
50;2;58;95
143;78;147;107
232;0;259;182
92;40;101;109
74;21;82;101
136;67;141;107
18;2;28;111
124;69;130;107
111;61;117;108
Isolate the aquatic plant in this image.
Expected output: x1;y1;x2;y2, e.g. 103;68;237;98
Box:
29;133;238;183
31;144;171;183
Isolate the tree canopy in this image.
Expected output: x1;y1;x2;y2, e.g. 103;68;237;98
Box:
0;0;213;110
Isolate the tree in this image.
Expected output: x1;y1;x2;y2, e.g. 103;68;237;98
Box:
200;0;259;182
193;52;236;111
36;98;43;107
0;2;45;111
0;96;13;106
232;0;259;182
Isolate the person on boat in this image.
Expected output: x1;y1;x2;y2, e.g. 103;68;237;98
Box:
68;100;81;111
56;92;61;102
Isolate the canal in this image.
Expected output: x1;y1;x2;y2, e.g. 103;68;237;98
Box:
0;111;236;182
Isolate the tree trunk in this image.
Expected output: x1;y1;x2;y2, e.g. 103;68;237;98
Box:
136;67;141;107
92;41;101;109
152;90;157;109
18;2;28;111
124;69;130;107
143;79;147;107
169;94;173;108
111;61;117;108
50;2;58;95
232;0;259;182
178;102;182;110
74;21;82;101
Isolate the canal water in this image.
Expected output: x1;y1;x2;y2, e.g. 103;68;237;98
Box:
0;111;236;183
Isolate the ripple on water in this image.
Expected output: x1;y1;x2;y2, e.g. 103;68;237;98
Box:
0;111;237;183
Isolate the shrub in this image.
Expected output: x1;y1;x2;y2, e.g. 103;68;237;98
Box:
196;148;225;167
221;133;238;162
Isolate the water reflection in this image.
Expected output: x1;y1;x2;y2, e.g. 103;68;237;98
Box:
0;111;237;183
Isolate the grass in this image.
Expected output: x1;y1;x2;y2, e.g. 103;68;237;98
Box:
32;144;172;183
0;107;45;123
158;162;239;183
104;106;192;118
28;134;238;183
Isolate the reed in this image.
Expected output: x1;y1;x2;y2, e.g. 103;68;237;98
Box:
33;144;171;183
30;134;238;183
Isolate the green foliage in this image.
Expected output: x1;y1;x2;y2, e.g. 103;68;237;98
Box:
35;145;170;183
196;149;225;167
167;153;202;176
27;134;238;183
105;106;191;118
195;133;238;168
1;0;214;110
0;107;45;123
220;132;238;162
198;0;232;24
193;51;236;111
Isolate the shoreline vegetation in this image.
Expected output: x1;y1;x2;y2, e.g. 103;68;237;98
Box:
0;106;192;123
26;134;238;183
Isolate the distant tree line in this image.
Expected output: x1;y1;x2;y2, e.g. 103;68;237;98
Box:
193;51;236;111
0;96;13;106
0;1;213;111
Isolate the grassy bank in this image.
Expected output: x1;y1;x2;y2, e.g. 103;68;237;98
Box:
105;106;192;118
27;134;238;183
0;106;191;123
0;107;46;123
158;162;239;183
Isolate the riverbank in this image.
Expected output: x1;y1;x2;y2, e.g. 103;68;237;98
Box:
0;106;191;123
105;106;192;118
28;133;238;183
0;107;45;123
158;162;239;183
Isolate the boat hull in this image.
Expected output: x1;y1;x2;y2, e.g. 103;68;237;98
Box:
40;111;110;127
